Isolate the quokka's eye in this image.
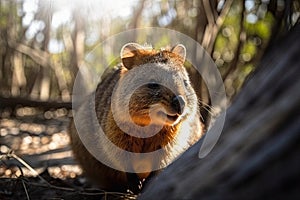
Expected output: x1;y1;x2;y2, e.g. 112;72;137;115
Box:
147;80;160;89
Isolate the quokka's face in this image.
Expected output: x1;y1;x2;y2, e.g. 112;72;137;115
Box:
112;42;198;127
125;63;198;127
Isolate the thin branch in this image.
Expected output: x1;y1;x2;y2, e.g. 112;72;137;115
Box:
202;0;216;25
6;152;50;185
1;146;138;199
21;179;31;200
7;40;70;101
7;40;50;67
202;0;234;54
215;0;234;28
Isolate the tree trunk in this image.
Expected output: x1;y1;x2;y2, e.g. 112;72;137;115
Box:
139;25;300;200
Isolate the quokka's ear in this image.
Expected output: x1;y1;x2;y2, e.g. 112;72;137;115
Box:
120;43;144;70
171;44;186;62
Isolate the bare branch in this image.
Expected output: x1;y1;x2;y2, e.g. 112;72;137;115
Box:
8;40;50;67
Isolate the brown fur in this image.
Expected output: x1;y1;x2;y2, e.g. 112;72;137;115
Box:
69;43;204;193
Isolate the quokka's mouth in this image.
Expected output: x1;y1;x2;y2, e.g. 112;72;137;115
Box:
148;103;183;126
167;113;179;122
157;111;180;124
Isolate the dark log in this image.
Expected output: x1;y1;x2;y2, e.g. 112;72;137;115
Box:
0;96;72;110
139;25;300;200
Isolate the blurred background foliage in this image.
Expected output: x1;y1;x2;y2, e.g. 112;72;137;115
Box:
0;0;299;105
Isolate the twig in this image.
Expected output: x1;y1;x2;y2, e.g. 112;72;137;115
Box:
215;0;234;28
202;0;234;54
202;0;216;25
6;151;50;186
20;179;137;198
2;150;137;199
21;179;31;200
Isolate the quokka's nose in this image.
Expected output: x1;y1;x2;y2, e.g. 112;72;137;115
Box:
171;95;185;115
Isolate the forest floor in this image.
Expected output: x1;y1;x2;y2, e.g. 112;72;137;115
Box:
0;106;137;200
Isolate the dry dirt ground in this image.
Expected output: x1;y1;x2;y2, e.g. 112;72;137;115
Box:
0;106;137;200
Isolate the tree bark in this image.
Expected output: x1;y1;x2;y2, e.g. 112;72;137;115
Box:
139;25;300;200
